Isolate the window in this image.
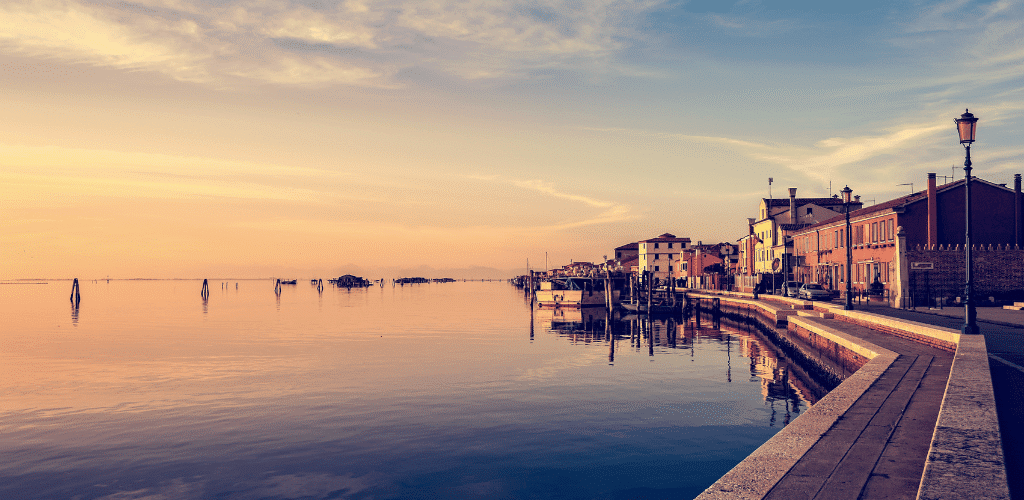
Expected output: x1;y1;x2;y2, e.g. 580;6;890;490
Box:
888;219;895;241
668;265;673;272
655;242;660;249
840;229;844;247
654;266;660;272
834;230;838;248
872;222;878;243
668;242;673;249
806;207;813;215
655;253;660;260
681;262;688;271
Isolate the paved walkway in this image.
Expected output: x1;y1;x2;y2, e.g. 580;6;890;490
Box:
846;302;1024;499
764;315;953;500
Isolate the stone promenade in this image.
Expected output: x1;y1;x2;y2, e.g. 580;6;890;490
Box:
692;292;1012;500
853;302;1024;500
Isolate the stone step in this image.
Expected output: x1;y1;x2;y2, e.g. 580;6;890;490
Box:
797;310;835;319
1002;305;1024;311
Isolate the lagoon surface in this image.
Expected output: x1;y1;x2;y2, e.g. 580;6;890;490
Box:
1;280;816;499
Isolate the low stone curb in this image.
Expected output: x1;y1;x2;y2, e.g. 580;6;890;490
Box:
692;297;896;499
685;290;1010;500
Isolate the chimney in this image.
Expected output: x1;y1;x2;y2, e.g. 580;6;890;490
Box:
1016;174;1022;246
789;188;797;224
927;173;938;247
854;195;861;203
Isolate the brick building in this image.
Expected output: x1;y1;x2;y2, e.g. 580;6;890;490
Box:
791;173;1024;306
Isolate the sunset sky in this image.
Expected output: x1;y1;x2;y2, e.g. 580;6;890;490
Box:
3;0;1024;278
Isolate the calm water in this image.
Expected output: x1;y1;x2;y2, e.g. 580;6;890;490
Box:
0;280;816;499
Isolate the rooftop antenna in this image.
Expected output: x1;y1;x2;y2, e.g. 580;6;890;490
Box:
898;182;914;195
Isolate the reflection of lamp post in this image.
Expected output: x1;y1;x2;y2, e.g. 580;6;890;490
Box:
956;109;979;335
842;185;854;310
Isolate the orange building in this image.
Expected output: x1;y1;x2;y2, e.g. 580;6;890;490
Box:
791;173;1024;303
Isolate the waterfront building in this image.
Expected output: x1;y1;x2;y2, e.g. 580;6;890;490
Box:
680;242;738;288
614;242;639;262
791;173;1024;306
748;188;863;291
638;233;691;281
618;256;639;275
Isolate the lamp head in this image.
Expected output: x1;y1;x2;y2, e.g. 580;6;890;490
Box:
841;185;853;204
955;109;978;144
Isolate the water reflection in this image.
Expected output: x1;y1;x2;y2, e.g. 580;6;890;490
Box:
3;282;819;500
533;305;826;423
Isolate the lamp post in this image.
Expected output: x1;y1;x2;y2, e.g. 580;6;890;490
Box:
956;109;979;335
842;185;854;310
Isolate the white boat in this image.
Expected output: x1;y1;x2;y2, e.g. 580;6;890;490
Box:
535;278;618;308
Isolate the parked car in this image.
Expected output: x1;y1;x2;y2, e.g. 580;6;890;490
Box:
783;281;802;296
798;283;833;301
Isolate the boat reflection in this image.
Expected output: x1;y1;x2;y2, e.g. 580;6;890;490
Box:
532;305;829;426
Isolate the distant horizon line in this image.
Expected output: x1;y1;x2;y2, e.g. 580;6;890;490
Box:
1;276;513;282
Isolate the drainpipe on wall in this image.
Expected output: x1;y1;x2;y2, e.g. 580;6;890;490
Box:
928;173;938;248
1015;174;1021;247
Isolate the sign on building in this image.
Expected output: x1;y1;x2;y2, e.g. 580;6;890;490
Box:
911;262;934;270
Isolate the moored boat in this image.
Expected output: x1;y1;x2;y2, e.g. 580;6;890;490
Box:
535;278;618;308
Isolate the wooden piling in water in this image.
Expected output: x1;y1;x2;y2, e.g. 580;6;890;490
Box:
70;278;81;304
201;279;209;299
645;270;652;313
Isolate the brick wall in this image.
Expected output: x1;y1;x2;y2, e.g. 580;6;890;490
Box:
906;244;1024;302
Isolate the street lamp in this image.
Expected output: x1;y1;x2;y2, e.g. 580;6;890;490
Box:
842;185;854;310
956;109;979;335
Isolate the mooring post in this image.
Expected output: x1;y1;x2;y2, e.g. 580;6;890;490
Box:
274;278;281;295
645;271;652;313
201;279;209;299
70;278;81;304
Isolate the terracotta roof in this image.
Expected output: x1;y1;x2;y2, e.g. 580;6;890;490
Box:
764;197;853;207
615;242;639;251
779;223;812;231
793;178;1012;233
640;233;691;243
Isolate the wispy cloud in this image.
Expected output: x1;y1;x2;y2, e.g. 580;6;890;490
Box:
585;121;951;182
465;173;636;228
0;0;664;87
